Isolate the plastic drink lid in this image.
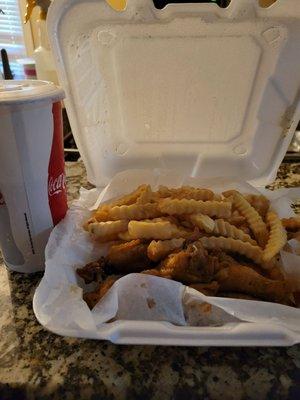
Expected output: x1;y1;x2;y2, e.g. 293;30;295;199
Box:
16;58;36;66
0;80;64;104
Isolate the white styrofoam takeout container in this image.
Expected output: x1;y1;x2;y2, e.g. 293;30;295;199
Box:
34;0;300;345
47;0;300;187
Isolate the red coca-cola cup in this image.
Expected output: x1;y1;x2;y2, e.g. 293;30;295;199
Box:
0;80;67;272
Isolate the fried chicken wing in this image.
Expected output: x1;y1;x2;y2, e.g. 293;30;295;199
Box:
163;241;213;283
189;281;220;296
268;264;285;281
107;239;151;273
287;231;300;241
215;265;293;305
83;276;120;309
218;292;259;301
76;258;106;284
142;268;173;279
282;217;300;232
143;241;216;284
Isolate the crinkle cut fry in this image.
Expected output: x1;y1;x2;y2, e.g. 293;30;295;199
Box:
103;185;149;209
93;185;151;221
223;191;270;218
136;185;158;204
232;193;268;248
88;220;128;239
93;209;111;222
213;219;257;246
244;194;270;218
128;220;190;240
157;185;215;201
118;230;133;241
225;210;246;227
200;236;263;264
158;198;232;218
187;215;257;245
222;189;240;198
188;214;215;233
107;203;162;221
263;211;287;263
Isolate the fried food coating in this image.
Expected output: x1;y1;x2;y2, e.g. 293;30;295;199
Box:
107;239;151;273
281;217;300;232
147;238;185;262
84;276;120;309
215;264;292;304
218;292;259;301
189;281;220;296
76;258;106;284
143;241;216;284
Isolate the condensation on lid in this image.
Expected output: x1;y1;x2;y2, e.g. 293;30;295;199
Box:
0;80;64;104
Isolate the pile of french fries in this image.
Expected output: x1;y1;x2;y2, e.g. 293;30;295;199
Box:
79;184;300;309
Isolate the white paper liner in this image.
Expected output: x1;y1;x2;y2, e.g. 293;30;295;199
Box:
34;169;300;339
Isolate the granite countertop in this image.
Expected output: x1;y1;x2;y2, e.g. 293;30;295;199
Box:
0;161;299;400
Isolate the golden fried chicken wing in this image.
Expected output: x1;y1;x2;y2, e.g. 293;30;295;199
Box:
189;281;220;296
281;217;300;232
142;268;172;279
218;292;259;301
143;241;216;284
268;265;285;281
163;241;213;283
287;231;300;241
83;276;120;309
107;239;151;273
76;259;105;284
215;265;293;305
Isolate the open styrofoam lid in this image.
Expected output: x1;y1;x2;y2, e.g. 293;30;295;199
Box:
48;0;300;186
0;80;64;104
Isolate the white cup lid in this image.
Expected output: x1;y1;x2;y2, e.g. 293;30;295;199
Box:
0;80;64;104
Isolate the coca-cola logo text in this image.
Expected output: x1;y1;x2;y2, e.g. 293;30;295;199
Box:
48;173;66;197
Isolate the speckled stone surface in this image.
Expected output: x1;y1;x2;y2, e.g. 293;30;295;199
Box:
0;161;299;400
